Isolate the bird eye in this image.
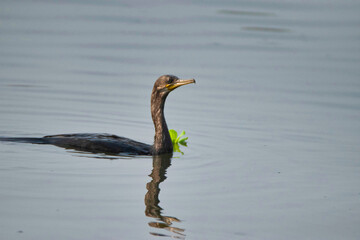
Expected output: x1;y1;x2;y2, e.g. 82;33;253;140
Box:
167;78;174;84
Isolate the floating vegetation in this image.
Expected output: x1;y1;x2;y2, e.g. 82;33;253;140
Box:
169;129;188;154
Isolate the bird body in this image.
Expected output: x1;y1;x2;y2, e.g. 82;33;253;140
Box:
0;75;195;155
45;133;152;155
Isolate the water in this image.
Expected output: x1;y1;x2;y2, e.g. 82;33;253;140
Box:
1;0;360;239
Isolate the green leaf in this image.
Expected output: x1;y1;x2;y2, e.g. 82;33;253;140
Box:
169;129;188;153
173;143;184;155
169;129;178;144
178;130;185;139
178;137;188;145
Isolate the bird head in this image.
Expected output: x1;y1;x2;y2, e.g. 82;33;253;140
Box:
154;75;196;94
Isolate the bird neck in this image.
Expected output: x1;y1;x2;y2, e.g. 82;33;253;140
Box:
151;91;173;155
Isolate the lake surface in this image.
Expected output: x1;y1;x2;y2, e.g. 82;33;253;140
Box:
1;0;360;239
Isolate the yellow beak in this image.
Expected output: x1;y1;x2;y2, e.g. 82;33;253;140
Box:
166;78;196;91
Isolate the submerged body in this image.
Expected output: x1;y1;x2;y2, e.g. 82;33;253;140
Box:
0;75;195;155
0;134;152;155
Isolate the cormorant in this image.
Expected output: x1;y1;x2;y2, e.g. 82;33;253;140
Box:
0;75;195;155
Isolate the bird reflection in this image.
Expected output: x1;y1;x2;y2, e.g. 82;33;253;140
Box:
145;153;185;238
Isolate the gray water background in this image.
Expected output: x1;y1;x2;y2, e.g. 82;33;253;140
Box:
0;0;359;239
